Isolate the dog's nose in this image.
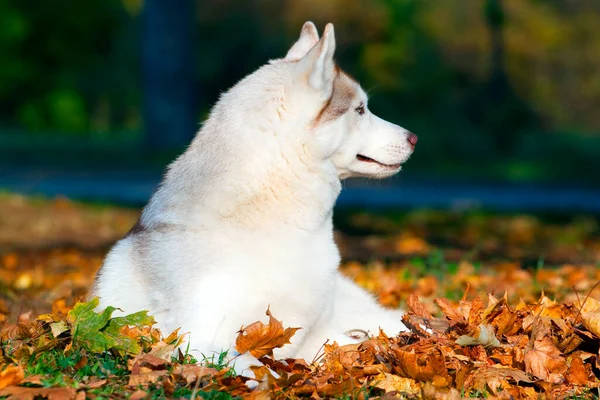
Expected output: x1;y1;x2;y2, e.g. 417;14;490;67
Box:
407;132;418;147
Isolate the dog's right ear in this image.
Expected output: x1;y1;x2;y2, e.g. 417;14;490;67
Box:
285;21;319;61
297;23;336;96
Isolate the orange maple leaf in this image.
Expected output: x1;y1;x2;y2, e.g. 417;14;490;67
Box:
235;308;301;358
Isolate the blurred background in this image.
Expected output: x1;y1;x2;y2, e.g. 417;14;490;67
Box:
0;0;599;210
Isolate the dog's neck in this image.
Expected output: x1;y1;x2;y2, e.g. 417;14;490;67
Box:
141;127;341;234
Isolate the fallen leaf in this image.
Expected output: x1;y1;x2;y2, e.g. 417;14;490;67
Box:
148;341;175;361
455;324;501;348
524;320;567;383
172;365;216;385
129;390;148;400
435;298;467;323
392;344;449;385
130;353;171;374
406;294;433;319
128;370;168;387
371;372;421;395
470;366;534;394
0;386;77;400
68;297;155;355
85;379;107;389
581;307;600;338
0;366;24;389
49;320;69;338
235;308;301;358
566;355;589;385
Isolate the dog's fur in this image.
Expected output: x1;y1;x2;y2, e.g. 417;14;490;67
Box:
92;22;416;372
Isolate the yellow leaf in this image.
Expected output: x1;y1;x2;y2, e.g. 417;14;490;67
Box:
0;365;24;389
371;373;421;394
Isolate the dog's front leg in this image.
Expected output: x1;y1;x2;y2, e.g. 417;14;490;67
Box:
330;272;406;338
294;272;406;360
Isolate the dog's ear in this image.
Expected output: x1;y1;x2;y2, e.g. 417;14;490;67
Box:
285;21;319;61
298;23;336;94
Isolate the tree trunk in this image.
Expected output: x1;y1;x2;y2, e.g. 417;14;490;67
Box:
142;0;197;150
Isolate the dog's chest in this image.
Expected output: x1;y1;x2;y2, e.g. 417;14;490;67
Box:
207;226;338;294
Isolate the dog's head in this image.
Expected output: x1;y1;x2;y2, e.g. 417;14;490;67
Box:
279;22;417;179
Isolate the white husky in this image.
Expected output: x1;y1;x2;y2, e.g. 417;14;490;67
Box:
92;22;417;372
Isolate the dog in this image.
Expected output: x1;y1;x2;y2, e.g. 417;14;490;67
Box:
92;21;417;373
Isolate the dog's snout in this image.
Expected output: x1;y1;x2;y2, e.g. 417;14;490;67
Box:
407;132;418;147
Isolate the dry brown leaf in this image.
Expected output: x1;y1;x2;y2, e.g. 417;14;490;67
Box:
435;298;467;323
566;355;589;385
128;370;168;387
581;308;600;338
0;366;24;389
0;386;78;400
84;379;107;389
421;382;462;400
489;303;521;336
524;321;567;383
173;364;216;385
148;341;175;361
466;296;485;326
472;366;534;395
235;308;301;358
455;324;501;348
130;353;171;375
371;372;421;394
129;389;148;400
536;296;566;320
406;294;433;319
578;296;600;315
392;344;449;385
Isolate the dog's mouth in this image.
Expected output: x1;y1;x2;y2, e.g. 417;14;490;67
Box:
356;154;401;169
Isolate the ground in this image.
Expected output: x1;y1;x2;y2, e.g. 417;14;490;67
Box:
0;192;599;399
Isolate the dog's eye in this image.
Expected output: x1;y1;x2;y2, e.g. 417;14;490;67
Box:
355;104;365;116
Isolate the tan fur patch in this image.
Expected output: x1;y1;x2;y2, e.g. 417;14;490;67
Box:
312;67;358;127
124;218;146;238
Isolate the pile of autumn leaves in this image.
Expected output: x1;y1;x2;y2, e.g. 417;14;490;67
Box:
2;293;600;399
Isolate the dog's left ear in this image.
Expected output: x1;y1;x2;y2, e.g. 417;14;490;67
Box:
285;21;319;61
297;23;336;95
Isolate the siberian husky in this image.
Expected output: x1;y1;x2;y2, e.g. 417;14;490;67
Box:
92;22;417;372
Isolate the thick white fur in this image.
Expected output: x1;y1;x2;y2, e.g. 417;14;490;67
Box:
93;22;414;373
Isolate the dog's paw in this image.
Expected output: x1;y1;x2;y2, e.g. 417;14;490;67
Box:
229;351;281;389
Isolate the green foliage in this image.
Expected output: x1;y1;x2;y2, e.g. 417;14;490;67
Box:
68;297;155;355
0;0;138;135
26;349;129;386
195;390;236;400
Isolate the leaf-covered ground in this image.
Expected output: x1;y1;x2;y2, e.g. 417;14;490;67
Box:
1;192;600;399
